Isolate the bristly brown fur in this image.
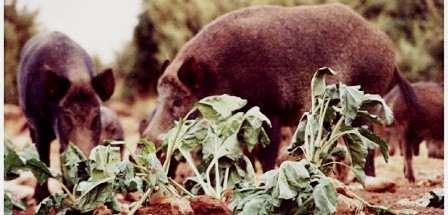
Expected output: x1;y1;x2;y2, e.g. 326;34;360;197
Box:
146;3;413;171
172;3;396;123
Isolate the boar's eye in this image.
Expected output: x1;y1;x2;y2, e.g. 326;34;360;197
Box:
60;114;73;131
173;98;182;107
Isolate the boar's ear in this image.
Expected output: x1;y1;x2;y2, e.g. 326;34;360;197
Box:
47;71;71;101
92;68;115;101
178;57;204;91
161;59;170;72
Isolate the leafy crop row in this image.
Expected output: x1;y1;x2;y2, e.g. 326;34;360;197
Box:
6;68;404;215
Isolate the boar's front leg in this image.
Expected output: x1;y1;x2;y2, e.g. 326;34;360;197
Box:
364;149;376;177
33;124;55;201
259;116;281;171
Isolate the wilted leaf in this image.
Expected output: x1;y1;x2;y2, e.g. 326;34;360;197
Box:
288;114;308;155
35;193;67;215
339;84;364;125
4;192;26;215
362;94;394;125
89;145;121;180
235;193;275;215
359;128;389;162
312;178;337;215
226;156;257;187
114;161;142;193
4;193;12;215
75;178;114;213
311;67;336;98
202;132;241;162
197;94;247;120
273;161;311;200
4;139;54;184
61;144;89;188
238;107;271;151
4;141;24;180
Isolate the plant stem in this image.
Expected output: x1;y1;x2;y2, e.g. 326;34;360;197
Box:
181;149;217;197
162;119;183;174
223;167;230;191
316;99;330;146
129;187;152;215
321;161;351;169
324;130;357;151
162;107;198;174
58;180;76;202
214;159;221;197
168;178;194;197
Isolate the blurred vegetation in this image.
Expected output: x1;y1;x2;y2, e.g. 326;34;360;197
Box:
4;0;443;104
4;0;38;104
114;0;442;101
112;9;160;102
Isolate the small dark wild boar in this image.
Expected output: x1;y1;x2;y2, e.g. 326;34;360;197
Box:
142;4;417;172
376;82;443;182
17;31;115;199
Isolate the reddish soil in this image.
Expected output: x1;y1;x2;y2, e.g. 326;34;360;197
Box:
190;196;231;215
353;154;444;214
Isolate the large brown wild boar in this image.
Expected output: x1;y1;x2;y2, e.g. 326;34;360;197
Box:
17;31;115;200
142;4;417;172
377;82;443;182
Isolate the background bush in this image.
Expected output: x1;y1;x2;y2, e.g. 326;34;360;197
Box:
5;0;38;104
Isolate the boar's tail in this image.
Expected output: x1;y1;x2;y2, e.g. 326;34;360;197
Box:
393;67;421;121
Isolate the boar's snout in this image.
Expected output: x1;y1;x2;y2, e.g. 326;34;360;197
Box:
141;108;174;147
142;123;164;147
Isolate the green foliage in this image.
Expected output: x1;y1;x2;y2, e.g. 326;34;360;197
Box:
5;90;397;214
4;138;55;184
4;1;38;104
346;0;444;81
4;192;27;215
34;142;176;214
231;160;338;215
113;9;160;101
161;94;271;199
288;67;391;183
35;193;67;215
125;10;160;97
230;68;393;214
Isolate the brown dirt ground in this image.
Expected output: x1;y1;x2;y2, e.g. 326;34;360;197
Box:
353;154;444;214
4;101;444;214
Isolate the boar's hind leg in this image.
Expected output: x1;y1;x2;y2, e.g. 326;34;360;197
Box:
34;125;55;201
259;116;281;171
403;130;419;182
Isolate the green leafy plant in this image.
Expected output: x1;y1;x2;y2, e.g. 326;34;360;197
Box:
35;140;181;215
288;67;392;183
5;94;270;214
161;94;271;199
6;69;403;214
230;67;396;214
4;139;55;215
